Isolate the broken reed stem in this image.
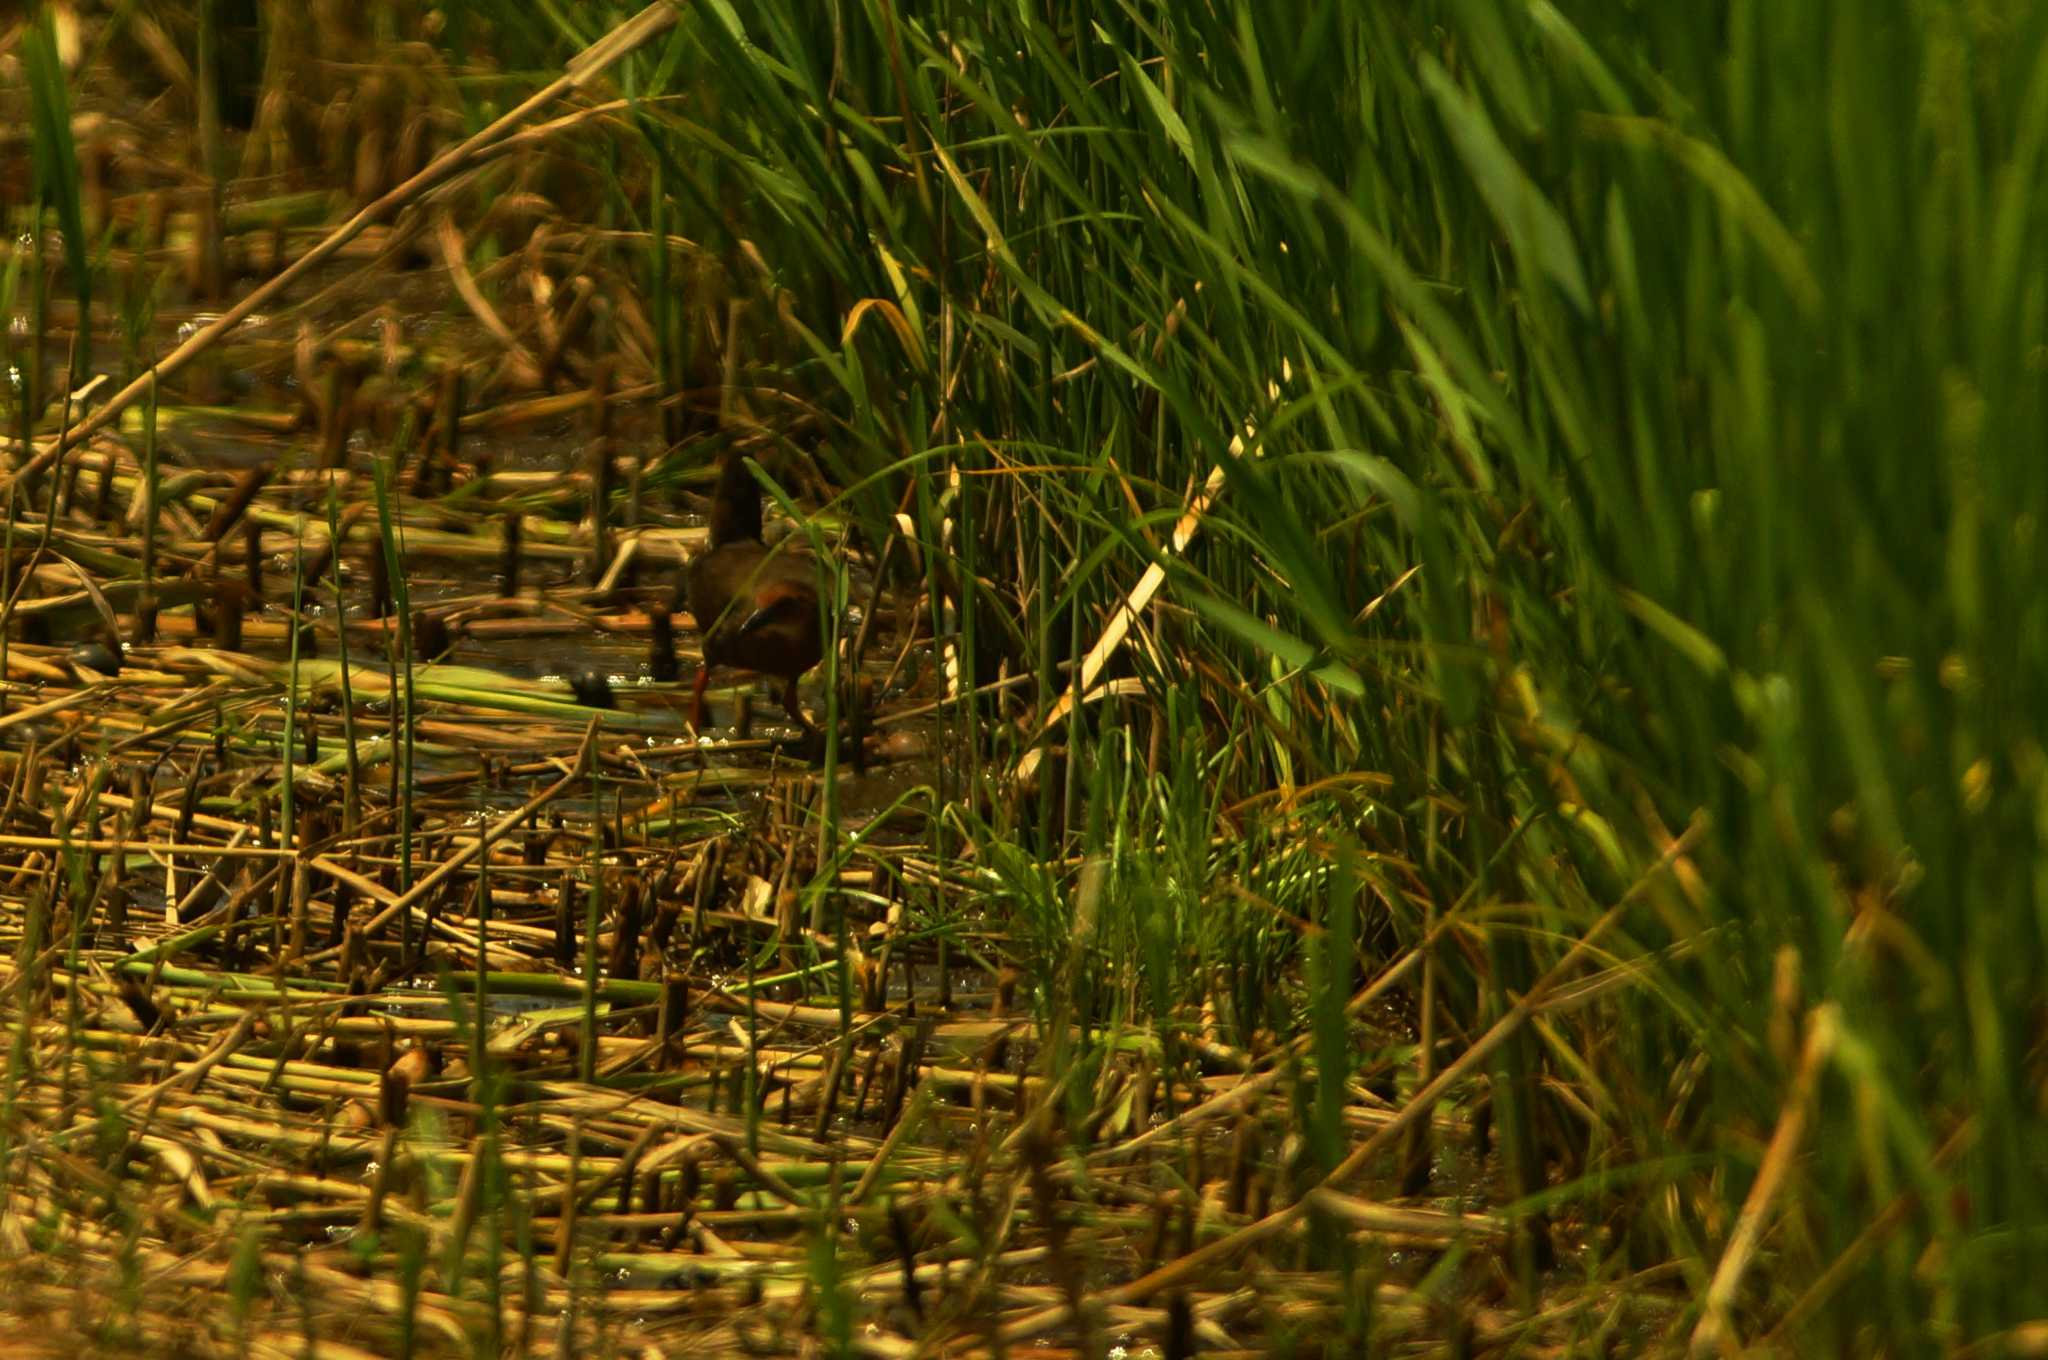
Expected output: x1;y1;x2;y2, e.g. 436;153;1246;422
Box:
300;502;367;590
1689;1005;1839;1358
242;517;265;599
414;361;462;497
318;359;357;471
368;531;392;619
194;0;226;301
646;600;677;682
586;357;615;589
499;513;522;598
202;466;272;544
212;588;244;650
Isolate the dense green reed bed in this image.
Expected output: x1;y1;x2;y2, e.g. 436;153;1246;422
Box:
0;1;2043;1355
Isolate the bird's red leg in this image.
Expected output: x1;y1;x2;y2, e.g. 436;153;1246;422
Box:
690;665;712;730
779;674;810;729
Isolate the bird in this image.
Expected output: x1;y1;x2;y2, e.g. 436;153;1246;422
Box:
684;451;823;731
568;668;615;709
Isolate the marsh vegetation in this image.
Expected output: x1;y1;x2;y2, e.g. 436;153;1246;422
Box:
0;2;2041;1355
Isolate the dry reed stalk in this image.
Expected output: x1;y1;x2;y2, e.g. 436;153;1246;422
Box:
1689;1005;1839;1358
